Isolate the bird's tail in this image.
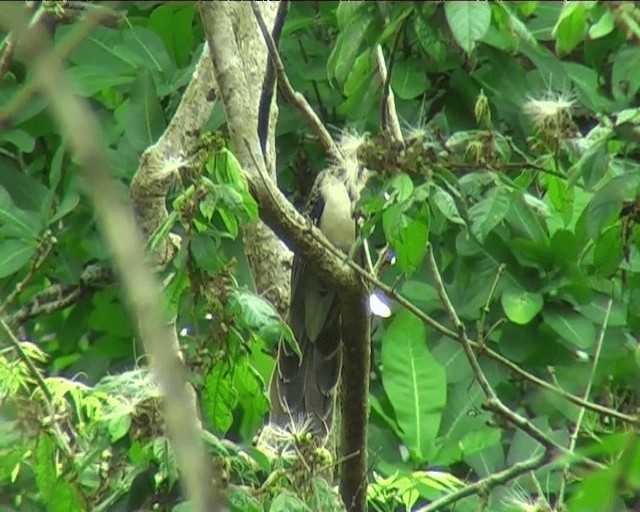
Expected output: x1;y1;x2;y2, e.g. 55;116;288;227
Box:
269;327;342;441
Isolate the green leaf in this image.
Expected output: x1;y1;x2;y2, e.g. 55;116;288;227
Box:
383;203;429;275
593;226;623;277
568;138;609;190
233;360;270;439
227;290;295;352
203;363;238;434
468;188;512;242
66;65;136;97
543;309;596;349
553;2;587;55
444;1;492;53
47;480;86;512
0;129;35;152
328;6;376;86
578;172;640;240
430;187;466;226
0;189;42;238
148;3;195;68
0;239;37;278
35;434;56;501
381;310;446;461
505;194;548;242
124;71;166;152
0;168;49;218
189;233;225;274
269;493;310;512
228;486;263;512
501;285;543;325
107;409;133;442
386;173;414;202
612;46;640;103
391;59;430;100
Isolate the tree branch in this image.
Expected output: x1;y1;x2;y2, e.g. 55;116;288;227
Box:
426;247;603;470
203;5;371;509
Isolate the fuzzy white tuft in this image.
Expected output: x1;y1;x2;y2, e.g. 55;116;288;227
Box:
523;90;575;124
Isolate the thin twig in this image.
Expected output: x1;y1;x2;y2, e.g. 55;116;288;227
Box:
426;247;603;470
10;264;112;325
250;2;339;158
417;454;547;512
322;240;639;426
375;45;402;142
556;289;613;506
477;263;505;339
0;231;54;316
0;317;53;404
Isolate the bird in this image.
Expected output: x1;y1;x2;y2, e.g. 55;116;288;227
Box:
269;137;369;442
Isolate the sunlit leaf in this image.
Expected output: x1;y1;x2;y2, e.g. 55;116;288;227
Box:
381;310;446;461
501;286;543;325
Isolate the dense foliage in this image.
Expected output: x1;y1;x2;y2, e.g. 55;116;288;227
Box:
1;2;640;511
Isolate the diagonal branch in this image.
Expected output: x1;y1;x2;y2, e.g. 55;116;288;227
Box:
426;247;603;470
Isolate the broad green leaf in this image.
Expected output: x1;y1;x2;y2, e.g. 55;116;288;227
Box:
552;2;587;55
444;1;491;53
593;225;623;277
391;59;430;100
228;486;263;512
0;191;42;238
49;191;80;224
0;239;37;278
203;363;238;434
63;26;136;73
148;3;195;68
269;493;310;512
189;233;225;273
505;194;548;242
550;229;578;271
501;285;543;325
381;311;446;461
0;129;35;152
107;410;132;442
543;309;596;349
328;6;376;86
35;434;56;501
387;173;414;202
227;290;295;352
567;138;610;190
47;480;86;512
577;172;640;240
344;50;373;97
468;188;512;242
233;359;269;439
430;186;465;226
118;26;176;77
66;65;135;97
124;71;166;152
0;166;49;215
589;8;615;39
612;46;640;103
383;203;429;275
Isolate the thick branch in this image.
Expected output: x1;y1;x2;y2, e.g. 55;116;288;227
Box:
201;3;361;297
202;5;370;510
339;291;371;512
130;44;217;266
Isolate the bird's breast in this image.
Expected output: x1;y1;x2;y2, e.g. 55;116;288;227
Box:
318;180;356;252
